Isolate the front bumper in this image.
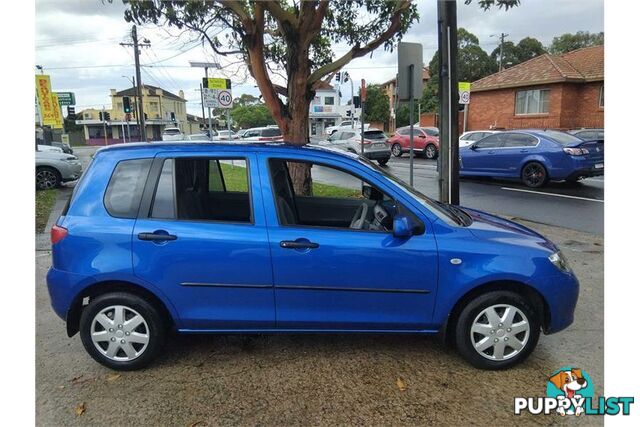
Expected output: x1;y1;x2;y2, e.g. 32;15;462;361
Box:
60;162;82;182
534;271;580;334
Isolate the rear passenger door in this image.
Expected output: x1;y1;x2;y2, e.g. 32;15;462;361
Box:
131;152;275;330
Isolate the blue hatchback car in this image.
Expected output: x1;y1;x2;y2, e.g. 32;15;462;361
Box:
47;142;579;370
459;129;604;188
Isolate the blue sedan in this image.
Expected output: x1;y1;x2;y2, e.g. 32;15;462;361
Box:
459;129;604;188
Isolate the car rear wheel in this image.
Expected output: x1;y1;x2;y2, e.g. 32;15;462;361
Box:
521;162;548;188
36;167;61;190
454;291;540;370
424;144;438;159
79;292;166;371
391;143;403;157
377;158;389;166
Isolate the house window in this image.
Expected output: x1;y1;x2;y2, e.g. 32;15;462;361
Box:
149;102;159;112
515;89;550;115
116;102;123;111
324;96;334;106
599;85;604;108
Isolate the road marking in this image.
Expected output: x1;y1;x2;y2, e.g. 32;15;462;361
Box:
500;187;604;203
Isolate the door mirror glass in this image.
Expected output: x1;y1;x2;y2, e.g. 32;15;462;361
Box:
393;215;413;238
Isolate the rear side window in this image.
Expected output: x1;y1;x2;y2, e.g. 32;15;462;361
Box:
150;158;251;223
262;128;281;137
502;133;538;147
104;158;152;218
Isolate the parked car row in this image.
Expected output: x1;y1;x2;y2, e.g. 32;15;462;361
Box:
36;150;83;190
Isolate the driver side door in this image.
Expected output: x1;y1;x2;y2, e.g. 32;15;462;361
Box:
261;155;438;330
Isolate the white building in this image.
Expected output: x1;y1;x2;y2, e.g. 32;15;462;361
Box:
309;84;362;137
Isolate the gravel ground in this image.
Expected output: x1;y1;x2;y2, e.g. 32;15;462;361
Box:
36;209;603;426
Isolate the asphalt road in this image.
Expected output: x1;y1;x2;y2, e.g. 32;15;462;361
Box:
69;145;604;236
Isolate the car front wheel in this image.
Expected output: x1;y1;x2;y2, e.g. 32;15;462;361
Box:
36;167;61;190
424;144;438;159
391;143;403;157
454;291;540;370
79;292;166;371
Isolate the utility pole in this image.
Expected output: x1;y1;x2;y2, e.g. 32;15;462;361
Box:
437;0;460;205
121;26;150;142
492;32;509;72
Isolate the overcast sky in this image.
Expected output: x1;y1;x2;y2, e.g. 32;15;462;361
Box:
35;0;604;117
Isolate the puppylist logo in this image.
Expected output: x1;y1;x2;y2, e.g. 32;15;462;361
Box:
514;367;634;416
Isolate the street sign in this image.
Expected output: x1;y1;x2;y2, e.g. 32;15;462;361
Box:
55;92;76;106
202;77;231;90
458;82;471;104
217;90;232;109
397;42;423;101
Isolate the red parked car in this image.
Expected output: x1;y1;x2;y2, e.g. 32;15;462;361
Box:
388;126;440;159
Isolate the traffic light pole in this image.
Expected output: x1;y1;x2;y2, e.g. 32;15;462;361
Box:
437;0;460;205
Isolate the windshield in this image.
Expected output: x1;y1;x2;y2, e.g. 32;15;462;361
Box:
539;130;583;145
363;130;387;140
163;128;181;135
357;156;462;225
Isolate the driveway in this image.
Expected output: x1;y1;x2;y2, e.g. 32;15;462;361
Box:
36;218;603;426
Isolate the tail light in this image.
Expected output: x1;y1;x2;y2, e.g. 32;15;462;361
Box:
563;147;589;156
362;139;372;145
51;225;68;244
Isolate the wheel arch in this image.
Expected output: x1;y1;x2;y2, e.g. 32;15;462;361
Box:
66;280;176;337
520;155;551;174
440;280;549;345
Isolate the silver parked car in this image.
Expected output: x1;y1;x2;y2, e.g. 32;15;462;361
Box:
329;128;391;166
36;150;83;190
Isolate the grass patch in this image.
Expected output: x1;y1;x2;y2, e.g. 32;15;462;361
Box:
215;162;361;198
36;189;58;233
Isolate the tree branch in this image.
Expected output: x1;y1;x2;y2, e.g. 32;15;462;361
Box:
307;0;411;85
262;1;299;27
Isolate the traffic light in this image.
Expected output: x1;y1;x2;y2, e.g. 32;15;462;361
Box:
346;110;352;117
104;112;111;121
123;96;132;113
99;112;103;121
170;112;176;122
67;106;76;121
335;72;341;83
353;96;361;108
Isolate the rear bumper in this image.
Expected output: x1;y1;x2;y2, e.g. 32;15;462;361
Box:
565;166;604;180
363;150;391;160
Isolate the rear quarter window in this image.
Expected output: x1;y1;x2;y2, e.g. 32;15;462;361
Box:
104;158;153;218
262;128;281;137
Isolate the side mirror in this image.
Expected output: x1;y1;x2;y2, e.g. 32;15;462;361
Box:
393;215;413;238
419;134;426;138
469;143;478;150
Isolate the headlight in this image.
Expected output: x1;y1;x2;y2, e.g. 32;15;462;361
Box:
548;251;572;273
64;156;78;162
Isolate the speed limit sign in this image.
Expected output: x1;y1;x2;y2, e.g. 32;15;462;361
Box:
217;90;232;109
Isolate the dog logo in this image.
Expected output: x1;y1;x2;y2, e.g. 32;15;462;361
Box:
548;368;590;416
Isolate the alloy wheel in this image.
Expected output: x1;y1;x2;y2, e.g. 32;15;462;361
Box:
90;305;150;361
36;169;58;190
470;304;530;361
522;163;546;187
425;145;437;159
392;144;402;157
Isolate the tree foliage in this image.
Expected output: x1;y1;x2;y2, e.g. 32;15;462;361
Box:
516;37;546;62
230;103;275;128
364;85;390;124
548;31;604;54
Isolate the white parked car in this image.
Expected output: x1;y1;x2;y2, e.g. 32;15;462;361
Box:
162;127;184;141
36;150;83;190
325;120;369;136
459;130;500;148
240;126;283;142
185;133;211;141
38;144;63;153
216;130;239;140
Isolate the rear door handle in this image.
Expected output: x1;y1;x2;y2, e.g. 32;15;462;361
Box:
280;240;319;249
487;151;495;154
520;149;529;153
138;232;177;241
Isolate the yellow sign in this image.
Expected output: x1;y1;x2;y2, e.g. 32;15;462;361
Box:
458;82;471;92
204;77;231;89
35;75;57;126
50;93;64;129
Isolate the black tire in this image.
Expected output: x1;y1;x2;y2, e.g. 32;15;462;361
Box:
377;158;389;166
454;290;540;370
36;166;61;190
521;162;548;188
79;292;166;371
391;143;403;157
424;144;438;159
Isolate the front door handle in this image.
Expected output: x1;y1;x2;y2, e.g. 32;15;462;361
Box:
487;150;495;154
280;240;319;249
138;231;177;241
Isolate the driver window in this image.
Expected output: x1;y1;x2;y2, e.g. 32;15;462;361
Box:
269;159;395;232
475;134;503;149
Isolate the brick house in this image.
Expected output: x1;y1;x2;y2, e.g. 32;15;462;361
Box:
468;46;604;131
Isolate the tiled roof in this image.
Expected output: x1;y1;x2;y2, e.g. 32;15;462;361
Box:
115;84;185;101
472;45;603;92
